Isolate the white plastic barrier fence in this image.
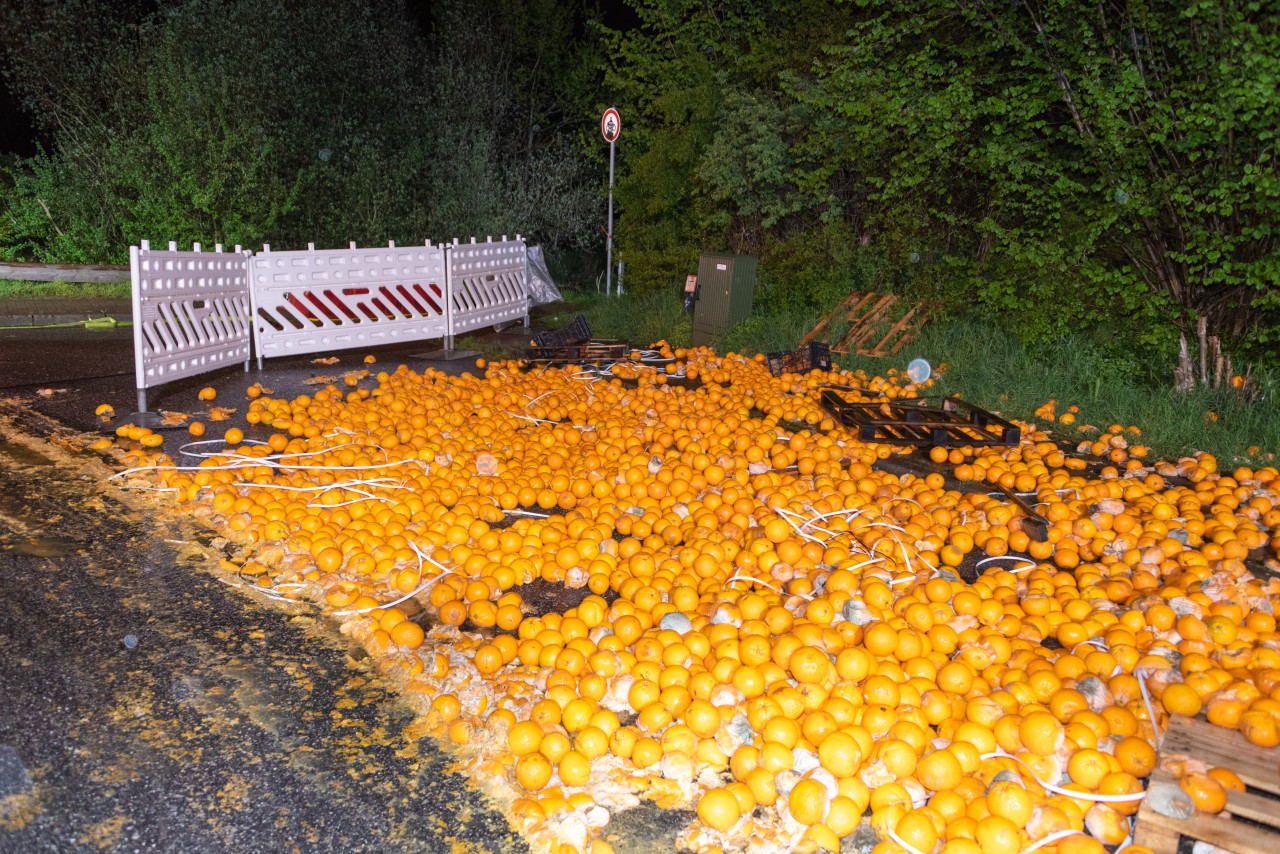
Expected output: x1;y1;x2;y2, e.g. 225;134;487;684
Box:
248;241;448;366
130;240;252;413
446;235;529;346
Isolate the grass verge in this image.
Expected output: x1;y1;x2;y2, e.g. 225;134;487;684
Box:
0;278;132;299
846;315;1280;467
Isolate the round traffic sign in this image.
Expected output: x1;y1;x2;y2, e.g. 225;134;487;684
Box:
601;108;621;143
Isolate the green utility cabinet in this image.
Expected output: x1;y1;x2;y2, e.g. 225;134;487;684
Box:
691;253;757;346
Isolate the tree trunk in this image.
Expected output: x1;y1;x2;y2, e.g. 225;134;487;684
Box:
1173;332;1195;391
1197;316;1208;386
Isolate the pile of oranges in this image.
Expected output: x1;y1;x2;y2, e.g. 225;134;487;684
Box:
112;346;1280;854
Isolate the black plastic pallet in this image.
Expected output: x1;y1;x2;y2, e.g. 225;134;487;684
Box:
820;392;1020;447
532;314;592;348
766;342;832;377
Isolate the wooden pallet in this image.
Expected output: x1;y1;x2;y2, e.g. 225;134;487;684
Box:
523;340;630;365
1133;715;1280;854
799;291;939;357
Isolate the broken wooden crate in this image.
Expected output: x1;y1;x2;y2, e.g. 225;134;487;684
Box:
1133;714;1280;854
800;291;938;357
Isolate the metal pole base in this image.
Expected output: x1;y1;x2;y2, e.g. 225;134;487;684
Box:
121;411;166;429
121;389;164;428
409;349;482;362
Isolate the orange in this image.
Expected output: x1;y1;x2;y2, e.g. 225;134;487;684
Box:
1114;736;1157;778
473;643;504;675
1084;803;1130;844
836;648;874;682
863;622;899;656
789;646;832;684
1206;693;1248;729
817;731;862;778
538;731;571;763
1160;682;1203;717
745;767;778;807
974;815;1021;854
697;788;741;831
986;779;1034;825
631;737;662;768
1206;766;1245;792
1067;749;1112;790
1098;771;1145;816
1056;837;1107;854
515;753;553;791
825;794;861;836
761;716;801;750
685;700;721;738
315;547;344;573
575;727;609;760
788;778;828;825
389;620;424;650
915;748;963;792
1179;773;1227;814
1239;709;1280;747
437;599;467;626
556;750;591;787
759;741;794;775
895;809;939;853
1018;712;1064;756
1205;614;1238;645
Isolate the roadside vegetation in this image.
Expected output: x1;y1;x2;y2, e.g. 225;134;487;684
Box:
0;278;130;299
550;288;1280;467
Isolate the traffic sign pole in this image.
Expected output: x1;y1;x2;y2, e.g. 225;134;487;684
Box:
606;137;615;296
601;108;621;296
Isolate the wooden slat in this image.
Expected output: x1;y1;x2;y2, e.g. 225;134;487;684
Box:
798;292;856;347
855;294;898;328
867;302;924;357
0;260;129;283
1161;715;1280;795
805;291;938;358
1136;770;1278;854
836;295;898;352
1131;818;1182;854
1133;715;1280;854
829;292;883;350
1225;788;1280;827
884;303;938;356
840;292;880;322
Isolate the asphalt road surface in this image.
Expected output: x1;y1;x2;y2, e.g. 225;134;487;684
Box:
0;323;686;854
0;406;527;853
